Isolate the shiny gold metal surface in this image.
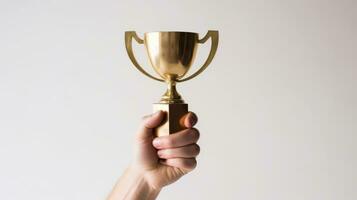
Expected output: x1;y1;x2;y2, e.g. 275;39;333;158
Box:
125;30;219;104
153;103;188;137
125;30;219;136
144;32;198;80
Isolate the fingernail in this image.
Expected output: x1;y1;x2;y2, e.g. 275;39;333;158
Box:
153;138;161;147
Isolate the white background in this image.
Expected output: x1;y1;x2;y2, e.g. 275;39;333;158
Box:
1;0;356;199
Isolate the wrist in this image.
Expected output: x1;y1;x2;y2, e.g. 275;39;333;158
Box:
128;165;162;196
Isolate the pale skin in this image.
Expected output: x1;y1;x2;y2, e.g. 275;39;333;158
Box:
107;111;200;200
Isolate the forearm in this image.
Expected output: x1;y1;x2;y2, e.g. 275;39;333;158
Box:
107;166;160;200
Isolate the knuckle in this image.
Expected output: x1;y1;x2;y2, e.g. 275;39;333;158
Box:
193;144;200;155
192;159;198;169
181;159;190;168
190;112;198;121
182;159;197;169
190;128;200;141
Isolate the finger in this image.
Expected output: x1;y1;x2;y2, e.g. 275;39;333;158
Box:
152;128;200;149
136;111;166;142
181;112;198;128
142;111;166;129
157;144;200;159
160;158;197;171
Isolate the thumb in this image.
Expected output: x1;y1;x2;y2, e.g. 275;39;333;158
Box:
136;111;165;142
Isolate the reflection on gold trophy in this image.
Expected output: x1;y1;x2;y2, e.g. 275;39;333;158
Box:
125;31;219;137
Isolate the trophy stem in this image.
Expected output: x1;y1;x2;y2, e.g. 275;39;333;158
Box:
160;75;184;104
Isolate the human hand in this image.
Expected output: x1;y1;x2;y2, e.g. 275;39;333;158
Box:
132;111;200;190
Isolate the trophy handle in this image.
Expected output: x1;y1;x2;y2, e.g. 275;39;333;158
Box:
177;30;219;82
125;31;165;82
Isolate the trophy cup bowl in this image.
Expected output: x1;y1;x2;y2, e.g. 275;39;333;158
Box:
144;32;198;80
125;30;219;136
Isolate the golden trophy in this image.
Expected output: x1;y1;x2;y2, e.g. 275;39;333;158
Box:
125;31;219;137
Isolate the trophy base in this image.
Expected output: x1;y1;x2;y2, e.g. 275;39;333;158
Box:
153;103;188;137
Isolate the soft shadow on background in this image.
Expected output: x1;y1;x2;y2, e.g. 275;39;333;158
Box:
0;0;356;200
